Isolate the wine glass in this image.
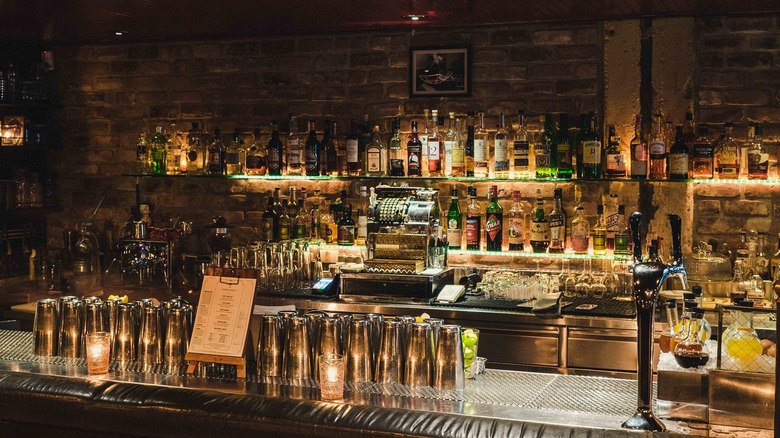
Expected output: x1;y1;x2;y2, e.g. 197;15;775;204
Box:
575;258;593;298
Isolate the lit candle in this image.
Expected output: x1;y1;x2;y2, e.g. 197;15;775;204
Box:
318;353;344;400
85;332;111;375
326;365;338;382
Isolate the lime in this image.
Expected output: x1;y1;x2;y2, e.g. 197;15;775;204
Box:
464;347;474;359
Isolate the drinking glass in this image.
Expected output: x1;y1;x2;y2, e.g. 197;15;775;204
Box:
318;353;345;400
86;331;111;375
461;328;480;379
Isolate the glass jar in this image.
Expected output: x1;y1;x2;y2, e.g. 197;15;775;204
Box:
721;305;763;364
673;309;710;368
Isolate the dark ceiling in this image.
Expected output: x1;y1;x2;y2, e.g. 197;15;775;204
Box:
3;0;780;44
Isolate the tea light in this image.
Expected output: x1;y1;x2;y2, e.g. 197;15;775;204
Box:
318;353;344;400
86;332;111;375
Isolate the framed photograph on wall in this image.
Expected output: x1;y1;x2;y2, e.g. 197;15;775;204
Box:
409;47;471;97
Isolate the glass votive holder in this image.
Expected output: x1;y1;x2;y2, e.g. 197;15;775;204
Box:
86;331;111;375
318;353;344;400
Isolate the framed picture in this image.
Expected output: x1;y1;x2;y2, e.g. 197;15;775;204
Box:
409;47;471;97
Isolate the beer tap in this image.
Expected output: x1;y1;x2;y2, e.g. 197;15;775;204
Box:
623;212;687;432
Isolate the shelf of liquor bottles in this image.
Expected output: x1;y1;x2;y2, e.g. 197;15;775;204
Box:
122;173;780;185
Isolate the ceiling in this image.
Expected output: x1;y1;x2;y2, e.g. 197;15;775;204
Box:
4;0;780;44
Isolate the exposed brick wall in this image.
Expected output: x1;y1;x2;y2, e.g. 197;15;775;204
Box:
694;15;779;251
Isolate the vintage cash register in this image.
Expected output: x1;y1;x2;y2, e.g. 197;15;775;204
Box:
339;185;454;303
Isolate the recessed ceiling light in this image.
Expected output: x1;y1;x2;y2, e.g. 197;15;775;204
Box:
114;31;127;36
403;14;427;21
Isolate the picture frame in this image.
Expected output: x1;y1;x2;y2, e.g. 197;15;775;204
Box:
409;47;471;97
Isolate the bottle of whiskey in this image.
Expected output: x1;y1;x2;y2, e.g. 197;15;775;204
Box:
605;125;627;178
580;113;601;179
266;121;284;176
304;120;321;176
556;114;573;179
447;189;462;250
294;199;308;240
337;202;356;246
151;126;167;175
261;196;278;242
715;122;739;179
630;115;647;179
535;114;557;179
287;114;303;176
649;114;667;179
548;188;566;253
325;121;340;176
319;120;331;175
493;113;510;178
575;113;588;178
474;111;489;178
570;206;589;254
407;121;423;177
356;186;369;245
358;114;372;175
691;124;713;179
388;118;405;176
669;125;690;180
508;190;525;251
614;205;630;254
206;128;224;175
465;112;475;177
185;122;203;174
225;128;245;176
427;110;442;176
278;200;292;241
245;128;267;175
592;205;607;255
530;189;549;253
485;185;503;251
419;109;430;176
346;119;361;176
365;125;387;176
747;122;768;180
512;110;531;178
465;187;481;250
446;113;463;177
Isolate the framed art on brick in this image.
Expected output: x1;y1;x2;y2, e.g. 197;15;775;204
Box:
409;47;471;97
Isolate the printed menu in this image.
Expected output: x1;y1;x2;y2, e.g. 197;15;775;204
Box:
188;275;256;357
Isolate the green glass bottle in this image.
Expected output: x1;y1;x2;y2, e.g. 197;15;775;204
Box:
535;114;557;179
447;189;462;250
151;126;167;175
485;185;503;251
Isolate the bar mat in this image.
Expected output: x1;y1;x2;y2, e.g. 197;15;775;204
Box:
435;296;636;318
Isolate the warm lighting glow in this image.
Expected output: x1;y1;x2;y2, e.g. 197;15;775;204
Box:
86;332;111;375
326;366;338;382
403;14;427;21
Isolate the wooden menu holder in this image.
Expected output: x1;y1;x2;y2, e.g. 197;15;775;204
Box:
185;273;257;379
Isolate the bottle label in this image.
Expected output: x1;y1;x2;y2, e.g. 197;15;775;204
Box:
606;153;626;172
428;140;440;160
719;165;738;178
535;143;551;168
261;218;274;241
326;223;337;244
287;140;300;165
508;218;524;246
346;139;358;163
448;219;462;248
530;222;549;242
465;216;481;246
592;233;606;250
305;149;318;170
557;142;571;165
408;150;421;174
390;158;405;174
570;223;589;252
549;217;564;244
748;151;769;175
444;141;456;170
366;150;381;172
494;139;508;170
357;216;367;238
337;224;355;245
513;141;530;167
294;224;306;239
246;155;263;170
649;140;665;157
451;147;464;168
268;149;280;170
278;224;290;241
582;141;601;164
669;153;689;176
632;142;647;161
474;139;487;163
485;213;502;242
693;143;713;159
606;213;620;231
225;151;239;164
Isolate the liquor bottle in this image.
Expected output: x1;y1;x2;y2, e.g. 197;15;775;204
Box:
446;113;464;177
225;128;245;175
592;204;607;255
485;185;503;251
301;120;319;176
581;113;601;179
512;110;531;178
320;204;337;244
287;114;303;176
407;121;423;176
346;119;361;176
669;125;690;180
535;114;557;179
447;189;462;250
605;193;619;252
136;128;150;174
319;120;331;175
185;122;203;174
151;126;167;175
465;112;475;177
325;121;340;176
548;188;566;253
605;125;627;178
691;124;713;179
614;205;630;254
427;110;443;176
358;114;372;175
465;187;481;250
747;122;768;180
388;118;405;176
508;190;525;251
575;113;588;178
166;123;183;175
715;122;739;179
365;125;387;176
649;114;667;179
261;196;278;242
419;109;430;176
356;186;369;245
266;121;284;176
630;115;647;179
473;111;489;178
742;123;754;179
337;202;356;246
530;190;549;253
207;128;225;175
493;113;510;178
310;202;322;242
570;206;589;254
278;200;292;241
556;114;573;179
245;128;267;175
294;199;308;239
683;112;696;143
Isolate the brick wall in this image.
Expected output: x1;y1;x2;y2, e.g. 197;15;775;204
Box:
694;15;779;252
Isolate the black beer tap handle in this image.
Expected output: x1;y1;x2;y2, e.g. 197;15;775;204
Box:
630;212;643;264
668;214;683;266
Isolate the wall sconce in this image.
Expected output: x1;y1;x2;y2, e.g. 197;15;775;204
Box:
2;116;24;146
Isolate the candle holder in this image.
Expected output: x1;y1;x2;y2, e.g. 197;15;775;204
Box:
86;331;111;375
318;353;344;400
